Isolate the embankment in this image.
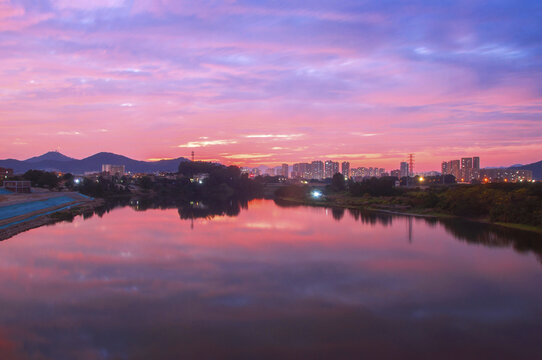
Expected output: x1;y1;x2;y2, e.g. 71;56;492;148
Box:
0;192;103;241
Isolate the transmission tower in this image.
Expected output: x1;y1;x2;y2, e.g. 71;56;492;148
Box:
408;154;415;177
191;151;195;162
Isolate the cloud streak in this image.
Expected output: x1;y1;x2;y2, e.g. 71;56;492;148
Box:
244;134;304;139
178;140;238;148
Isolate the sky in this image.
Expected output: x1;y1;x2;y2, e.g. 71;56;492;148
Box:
0;0;541;171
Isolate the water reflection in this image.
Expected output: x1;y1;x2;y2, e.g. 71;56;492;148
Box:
68;196;542;263
274;199;542;263
0;199;540;359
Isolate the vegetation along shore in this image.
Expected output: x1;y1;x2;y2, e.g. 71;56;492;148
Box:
275;175;542;234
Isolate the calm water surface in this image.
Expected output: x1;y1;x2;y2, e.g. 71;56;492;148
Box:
0;199;541;359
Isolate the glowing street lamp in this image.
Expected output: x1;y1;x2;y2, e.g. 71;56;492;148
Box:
311;190;323;199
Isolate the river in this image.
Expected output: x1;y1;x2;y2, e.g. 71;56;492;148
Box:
0;199;541;359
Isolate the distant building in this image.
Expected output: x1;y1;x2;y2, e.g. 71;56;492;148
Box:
421;171;440;177
390;169;400;178
479;168;533;183
311;161;324;180
461;157;473;170
350;167;360;177
461;157;474;181
472;156;480;180
332;162;339;177
102;164;126;176
191;173;209;183
292;163;310;178
281;163;289;178
0;167;13;180
400;162;409;178
3;180;31;193
449;160;460;180
341;162;350;178
441;161;449;175
442;157;480;182
324;161;339;178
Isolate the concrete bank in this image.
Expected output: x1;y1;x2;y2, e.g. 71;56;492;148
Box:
0;191;103;241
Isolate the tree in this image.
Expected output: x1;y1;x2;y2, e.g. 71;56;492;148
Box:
331;173;346;192
23;170;60;188
138;176;153;190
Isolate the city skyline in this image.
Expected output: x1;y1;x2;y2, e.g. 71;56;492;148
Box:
3;147;536;170
1;1;541;171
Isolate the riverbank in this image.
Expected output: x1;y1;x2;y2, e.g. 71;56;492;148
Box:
276;193;542;235
0;191;104;241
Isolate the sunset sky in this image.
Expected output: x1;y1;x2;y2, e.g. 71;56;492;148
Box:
1;0;541;171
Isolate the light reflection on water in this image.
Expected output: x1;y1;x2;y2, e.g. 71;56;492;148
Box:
0;199;541;359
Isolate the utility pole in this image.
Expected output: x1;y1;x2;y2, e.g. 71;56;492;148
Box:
408;154;415;177
191;151;195;162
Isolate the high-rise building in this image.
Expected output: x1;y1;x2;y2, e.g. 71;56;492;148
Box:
332;161;339;177
400;162;409;178
390;169;400;178
472;157;480;180
311;161;324;180
442;157;480;181
292;163;300;178
442;161;449;175
461;157;474;182
324;160;334;179
450;160;460;180
341;162;350;178
351;167;360;177
281;164;289;178
302;163;311;179
292;163;308;178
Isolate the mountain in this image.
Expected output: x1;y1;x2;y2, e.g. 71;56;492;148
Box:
0;152;188;174
511;160;542;180
25;151;75;163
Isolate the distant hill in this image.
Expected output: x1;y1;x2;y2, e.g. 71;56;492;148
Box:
511;160;542;180
0;152;188;174
25;151;75;163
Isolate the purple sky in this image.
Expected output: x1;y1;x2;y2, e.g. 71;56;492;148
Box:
1;0;541;170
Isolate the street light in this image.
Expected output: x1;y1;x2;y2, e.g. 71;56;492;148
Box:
311;190;322;199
